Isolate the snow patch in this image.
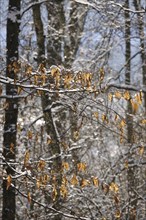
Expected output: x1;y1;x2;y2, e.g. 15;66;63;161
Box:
8;8;20;23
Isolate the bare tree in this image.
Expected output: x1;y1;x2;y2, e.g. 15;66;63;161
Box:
31;1;87;219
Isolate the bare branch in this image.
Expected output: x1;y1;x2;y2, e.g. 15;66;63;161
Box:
107;83;146;94
21;0;48;17
12;184;90;220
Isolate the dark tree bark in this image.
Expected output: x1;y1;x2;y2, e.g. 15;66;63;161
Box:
32;3;45;63
125;0;133;143
2;0;21;219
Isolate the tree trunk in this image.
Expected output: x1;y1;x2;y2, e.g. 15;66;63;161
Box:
46;0;65;66
125;1;137;219
2;0;20;219
133;0;146;110
33;1;87;219
64;0;87;67
32;2;62;220
46;0;86;143
133;1;146;218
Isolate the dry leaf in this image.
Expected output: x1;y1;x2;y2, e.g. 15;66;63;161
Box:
62;175;68;186
123;91;130;100
38;63;46;74
62;162;69;171
61;142;68;150
120;120;126;127
124;160;129;169
130;100;139;114
77;162;86;172
37;160;46;171
102;114;108;123
115;209;121;218
50;65;60;77
102;183;109;194
52;186;57;201
135;92;142;104
114;195;120;204
114;114;119;121
120;136;123;143
99;68;104;81
91;176;99;187
10;143;14;154
27;192;31;203
60;184;68;198
18;86;23;95
7;175;12;190
71;174;78;186
93;112;98;119
115;91;122;99
141;119;146;124
108;93;113;102
138;146;144;156
24;150;30;167
25;65;32;75
109;182;119;193
27;130;33;139
3;102;9;110
13;60;20;74
64;74;72;89
43;174;49;184
36;179;40;189
73;131;79;140
81;179;90;188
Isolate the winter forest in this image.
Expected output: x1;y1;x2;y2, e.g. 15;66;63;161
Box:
0;0;146;219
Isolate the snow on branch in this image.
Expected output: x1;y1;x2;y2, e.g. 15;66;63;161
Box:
21;0;48;17
107;83;146;94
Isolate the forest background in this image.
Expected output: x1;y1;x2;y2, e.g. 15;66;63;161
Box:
0;0;146;219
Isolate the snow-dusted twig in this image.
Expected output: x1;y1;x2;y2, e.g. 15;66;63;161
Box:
107;83;146;93
113;2;145;14
21;0;48;17
11;183;90;220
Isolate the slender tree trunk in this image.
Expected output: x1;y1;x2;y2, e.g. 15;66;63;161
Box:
125;1;137;219
64;0;87;67
133;1;146;218
2;0;20;219
133;0;146;110
32;2;62;219
47;0;65;66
